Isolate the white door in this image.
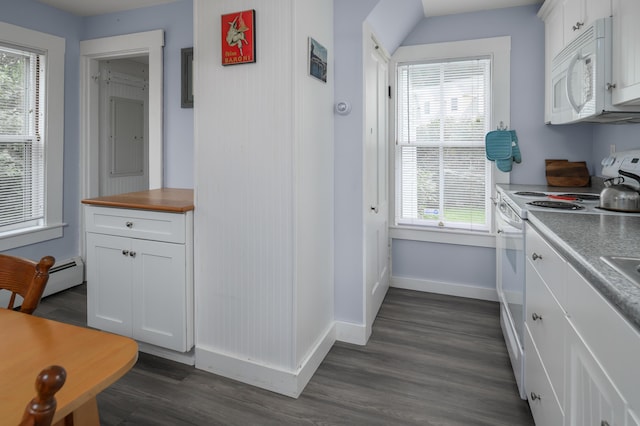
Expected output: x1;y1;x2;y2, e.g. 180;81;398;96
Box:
364;34;390;339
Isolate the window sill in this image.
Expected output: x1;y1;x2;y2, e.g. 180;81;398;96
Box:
390;225;496;248
0;223;66;251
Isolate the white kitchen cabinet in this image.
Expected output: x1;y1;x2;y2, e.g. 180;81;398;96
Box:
84;200;194;354
565;322;624;426
525;224;640;426
612;0;640;106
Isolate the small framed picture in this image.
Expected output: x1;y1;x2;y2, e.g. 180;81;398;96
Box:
308;37;327;83
221;9;256;66
181;47;193;108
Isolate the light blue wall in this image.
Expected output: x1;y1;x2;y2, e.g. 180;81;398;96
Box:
593;125;640;174
0;0;193;266
83;0;194;189
334;0;379;324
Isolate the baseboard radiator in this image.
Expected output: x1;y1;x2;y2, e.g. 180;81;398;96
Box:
42;256;85;297
0;256;85;308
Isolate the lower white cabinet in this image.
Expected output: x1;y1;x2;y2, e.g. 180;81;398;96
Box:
85;205;194;353
565;322;625;426
525;224;640;426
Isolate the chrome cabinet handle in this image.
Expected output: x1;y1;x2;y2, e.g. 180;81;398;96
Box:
122;250;129;256
129;251;136;258
531;312;543;321
125;221;133;228
532;252;543;261
497;229;504;234
572;21;584;31
530;392;541;401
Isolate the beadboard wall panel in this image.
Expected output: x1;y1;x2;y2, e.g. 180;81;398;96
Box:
194;0;334;397
195;0;296;370
292;0;335;368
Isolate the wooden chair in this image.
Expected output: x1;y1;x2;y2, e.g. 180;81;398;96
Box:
20;365;67;426
0;255;55;315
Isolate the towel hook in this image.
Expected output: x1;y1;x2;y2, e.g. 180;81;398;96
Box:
497;121;508;131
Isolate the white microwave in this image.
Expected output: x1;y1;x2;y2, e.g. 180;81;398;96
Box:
550;17;640;124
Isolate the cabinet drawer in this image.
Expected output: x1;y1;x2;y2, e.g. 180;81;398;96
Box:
525;261;566;407
85;205;186;243
525;327;564;426
526;224;567;306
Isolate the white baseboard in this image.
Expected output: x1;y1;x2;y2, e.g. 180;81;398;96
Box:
195;324;336;398
335;320;369;345
138;341;196;365
391;276;498;302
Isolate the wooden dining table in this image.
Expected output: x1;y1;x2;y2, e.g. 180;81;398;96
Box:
0;308;138;425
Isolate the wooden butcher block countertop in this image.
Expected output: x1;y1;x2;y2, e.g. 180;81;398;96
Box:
82;188;194;213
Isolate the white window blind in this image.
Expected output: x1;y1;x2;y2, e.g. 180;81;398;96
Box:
396;58;491;231
0;45;45;231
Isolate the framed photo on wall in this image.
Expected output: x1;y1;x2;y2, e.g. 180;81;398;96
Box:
308;37;327;83
221;9;256;66
181;47;193;108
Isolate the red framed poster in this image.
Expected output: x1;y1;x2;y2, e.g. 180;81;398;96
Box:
221;9;256;66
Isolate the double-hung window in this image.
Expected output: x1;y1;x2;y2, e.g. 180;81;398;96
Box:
391;37;510;237
0;23;65;249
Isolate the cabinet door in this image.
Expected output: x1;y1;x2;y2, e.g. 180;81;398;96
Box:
612;0;640;105
563;0;586;43
131;238;187;352
525;328;565;426
86;233;133;336
584;0;611;27
565;324;625;426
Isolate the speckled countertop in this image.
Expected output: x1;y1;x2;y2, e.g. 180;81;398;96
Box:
498;183;640;332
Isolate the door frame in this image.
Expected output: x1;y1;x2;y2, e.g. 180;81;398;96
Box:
80;30;164;199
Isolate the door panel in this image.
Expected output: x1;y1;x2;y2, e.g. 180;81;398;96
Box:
86;233;133;336
364;34;390;337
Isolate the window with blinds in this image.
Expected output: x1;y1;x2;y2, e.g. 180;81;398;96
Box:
396;58;491;231
0;45;45;231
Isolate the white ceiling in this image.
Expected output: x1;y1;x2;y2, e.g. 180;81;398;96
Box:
37;0;543;18
36;0;179;16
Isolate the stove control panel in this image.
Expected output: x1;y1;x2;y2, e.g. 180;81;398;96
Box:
601;149;640;184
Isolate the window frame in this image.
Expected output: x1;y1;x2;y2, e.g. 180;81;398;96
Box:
0;22;65;250
389;36;510;248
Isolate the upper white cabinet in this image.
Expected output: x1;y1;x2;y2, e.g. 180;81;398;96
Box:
612;0;640;105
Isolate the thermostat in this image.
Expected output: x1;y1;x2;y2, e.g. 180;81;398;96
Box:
335;101;351;115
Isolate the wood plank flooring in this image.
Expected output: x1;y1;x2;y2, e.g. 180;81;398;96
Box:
35;285;534;425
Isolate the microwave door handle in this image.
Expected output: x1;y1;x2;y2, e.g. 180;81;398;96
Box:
566;52;586;113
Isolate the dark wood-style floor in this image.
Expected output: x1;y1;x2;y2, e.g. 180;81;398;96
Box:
35;285;534;425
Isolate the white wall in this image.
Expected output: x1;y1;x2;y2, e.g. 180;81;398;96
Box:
193;0;334;397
